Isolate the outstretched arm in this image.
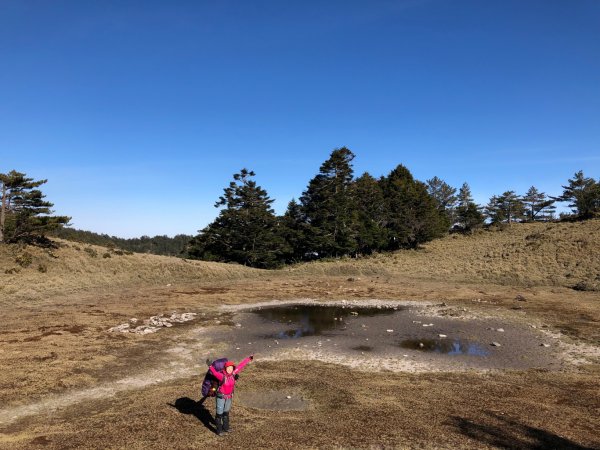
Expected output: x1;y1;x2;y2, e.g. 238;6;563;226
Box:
234;355;253;374
209;364;224;381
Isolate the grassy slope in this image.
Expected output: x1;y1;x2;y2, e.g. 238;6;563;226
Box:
1;220;599;302
292;220;600;289
0;239;257;301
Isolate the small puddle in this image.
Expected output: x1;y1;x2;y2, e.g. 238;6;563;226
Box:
352;345;373;352
253;305;396;339
399;339;489;356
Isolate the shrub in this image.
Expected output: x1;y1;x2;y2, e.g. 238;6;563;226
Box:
102;252;111;258
38;264;47;273
84;247;98;258
15;252;33;268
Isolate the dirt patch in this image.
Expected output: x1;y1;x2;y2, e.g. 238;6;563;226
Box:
236;390;308;411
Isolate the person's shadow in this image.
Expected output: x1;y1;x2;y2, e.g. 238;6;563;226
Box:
168;397;217;434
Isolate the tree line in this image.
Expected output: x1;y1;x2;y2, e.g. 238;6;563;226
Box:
186;148;600;268
1;156;598;265
50;227;192;256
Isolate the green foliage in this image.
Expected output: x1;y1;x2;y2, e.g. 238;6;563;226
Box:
0;170;71;243
299;148;358;257
556;171;599;219
485;191;525;224
51;227;192;256
455;183;484;232
352;173;387;255
522;186;556;221
380;165;449;249
187;169;287;268
426;176;457;223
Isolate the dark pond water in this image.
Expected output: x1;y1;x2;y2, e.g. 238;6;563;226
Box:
352;345;374;352
253;305;397;339
399;339;489;356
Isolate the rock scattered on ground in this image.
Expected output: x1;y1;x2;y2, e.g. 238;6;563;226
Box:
108;312;197;334
491;342;502;347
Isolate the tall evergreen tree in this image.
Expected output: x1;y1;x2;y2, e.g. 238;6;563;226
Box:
485;191;525;224
352;172;387;255
455;182;484;232
556;170;599;219
426;176;457;223
522;186;556;221
299;148;358;257
187;169;285;268
380;165;448;249
278;199;312;262
0;170;70;243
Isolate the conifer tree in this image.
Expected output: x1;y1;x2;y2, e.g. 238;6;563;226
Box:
485;191;525;224
556;171;599;219
455;182;484;232
352;172;387;255
522;186;556;221
380;165;448;249
299;148;358;257
278;199;312;262
187;169;285;268
426;176;457;223
0;170;70;243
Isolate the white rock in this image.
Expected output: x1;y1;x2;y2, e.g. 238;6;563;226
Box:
108;323;130;333
496;328;505;332
491;342;501;347
438;334;447;338
541;343;550;348
386;329;394;333
286;395;292;399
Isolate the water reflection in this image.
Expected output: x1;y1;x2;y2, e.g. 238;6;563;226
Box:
253;305;396;339
399;339;489;356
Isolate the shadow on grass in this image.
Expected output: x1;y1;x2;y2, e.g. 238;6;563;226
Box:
168;397;216;434
450;412;596;449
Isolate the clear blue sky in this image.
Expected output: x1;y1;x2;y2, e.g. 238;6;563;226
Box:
1;0;599;238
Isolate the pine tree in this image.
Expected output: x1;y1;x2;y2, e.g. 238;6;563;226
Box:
187;169;285;268
556;171;599;219
299;148;358;258
352;172;387;255
426;176;457;223
485;191;525;224
380;165;448;249
522;186;556;221
279;199;312;262
0;170;70;243
455;182;484;232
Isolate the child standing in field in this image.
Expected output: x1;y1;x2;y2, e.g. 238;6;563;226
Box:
208;355;254;436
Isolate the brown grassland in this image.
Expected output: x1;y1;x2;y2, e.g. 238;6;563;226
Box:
0;221;599;449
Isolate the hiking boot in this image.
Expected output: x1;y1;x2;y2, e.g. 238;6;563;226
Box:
215;414;223;436
223;412;232;433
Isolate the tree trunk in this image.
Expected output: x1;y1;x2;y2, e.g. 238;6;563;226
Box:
0;182;6;243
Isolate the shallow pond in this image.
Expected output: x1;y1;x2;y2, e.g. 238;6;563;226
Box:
253;305;397;339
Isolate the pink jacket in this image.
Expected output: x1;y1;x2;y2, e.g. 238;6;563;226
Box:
209;357;252;397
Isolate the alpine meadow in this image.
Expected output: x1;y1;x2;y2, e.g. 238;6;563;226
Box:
2;1;600;449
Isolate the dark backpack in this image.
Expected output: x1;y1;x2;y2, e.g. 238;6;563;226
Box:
201;358;228;397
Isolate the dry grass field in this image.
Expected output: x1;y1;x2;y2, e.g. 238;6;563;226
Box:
0;221;599;449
